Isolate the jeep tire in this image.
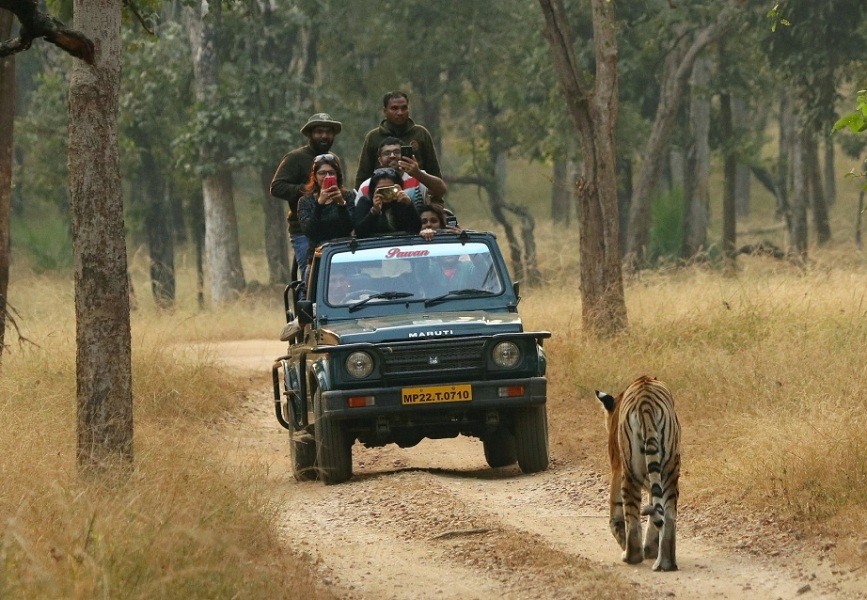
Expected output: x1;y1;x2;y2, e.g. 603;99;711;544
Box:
314;390;353;485
483;428;517;468
290;430;318;481
514;405;549;474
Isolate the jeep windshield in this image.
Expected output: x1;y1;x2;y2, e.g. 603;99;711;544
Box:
324;241;505;308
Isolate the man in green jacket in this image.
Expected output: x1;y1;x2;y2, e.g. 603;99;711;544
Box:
354;91;442;192
270;112;342;286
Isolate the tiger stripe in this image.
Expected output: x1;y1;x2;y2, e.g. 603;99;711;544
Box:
596;375;681;572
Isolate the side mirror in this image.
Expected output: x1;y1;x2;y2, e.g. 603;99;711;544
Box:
296;300;314;326
512;281;521;305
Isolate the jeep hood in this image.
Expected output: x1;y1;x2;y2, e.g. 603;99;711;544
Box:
318;310;523;345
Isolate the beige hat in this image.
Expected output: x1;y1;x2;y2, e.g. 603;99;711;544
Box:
300;112;342;135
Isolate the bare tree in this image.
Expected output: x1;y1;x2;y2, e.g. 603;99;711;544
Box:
624;4;739;267
538;0;626;335
0;9;12;360
682;56;711;259
186;1;245;302
69;0;133;471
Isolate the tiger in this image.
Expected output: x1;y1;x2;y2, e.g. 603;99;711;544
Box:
595;375;681;571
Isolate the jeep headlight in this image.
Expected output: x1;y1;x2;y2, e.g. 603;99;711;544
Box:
492;341;521;368
346;351;374;378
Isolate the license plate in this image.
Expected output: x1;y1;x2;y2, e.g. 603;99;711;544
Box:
401;384;472;405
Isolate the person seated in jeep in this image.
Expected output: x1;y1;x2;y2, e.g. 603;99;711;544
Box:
419;203;461;241
353;167;422;238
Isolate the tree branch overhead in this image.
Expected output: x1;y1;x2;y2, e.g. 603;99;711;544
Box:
0;0;95;64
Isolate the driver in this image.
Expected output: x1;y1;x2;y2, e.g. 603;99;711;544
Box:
328;271;353;304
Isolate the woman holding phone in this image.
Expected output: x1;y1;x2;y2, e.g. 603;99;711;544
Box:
353;167;422;239
296;154;355;266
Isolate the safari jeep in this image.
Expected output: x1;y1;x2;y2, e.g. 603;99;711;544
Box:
272;231;550;484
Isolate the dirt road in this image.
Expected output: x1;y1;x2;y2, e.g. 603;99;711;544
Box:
214;340;867;600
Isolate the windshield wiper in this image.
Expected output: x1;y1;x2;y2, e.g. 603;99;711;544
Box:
348;291;415;312
424;288;496;307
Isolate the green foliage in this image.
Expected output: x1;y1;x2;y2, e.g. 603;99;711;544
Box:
765;3;792;32
648;187;684;264
11;212;72;272
13;69;69;213
832;89;867;134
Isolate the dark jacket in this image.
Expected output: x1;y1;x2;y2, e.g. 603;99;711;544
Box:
354;118;441;189
297;190;356;262
270;145;341;235
353;195;422;239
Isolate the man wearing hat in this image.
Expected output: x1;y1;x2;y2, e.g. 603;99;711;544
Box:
270;112;343;286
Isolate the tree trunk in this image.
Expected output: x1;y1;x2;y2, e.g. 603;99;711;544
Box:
0;10;12;360
682;55;710;259
260;166;289;285
138;147;175;308
732;95;751;217
823;134;836;207
551;158;571;224
856;189;864;251
69;0;133;471
789;128;808;260
805;131;831;245
625;6;738;266
186;1;245;303
616;156;632;256
256;2;291;286
721;92;737;263
202;168;244;301
539;0;626;335
669;145;685;193
777;94;794;222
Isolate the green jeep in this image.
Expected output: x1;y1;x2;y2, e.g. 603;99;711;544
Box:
272;231;551;484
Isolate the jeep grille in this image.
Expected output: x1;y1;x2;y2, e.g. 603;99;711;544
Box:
380;338;486;382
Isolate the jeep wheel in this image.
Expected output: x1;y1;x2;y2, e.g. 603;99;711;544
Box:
483;428;517;468
290;431;318;481
514;405;549;474
314;391;353;485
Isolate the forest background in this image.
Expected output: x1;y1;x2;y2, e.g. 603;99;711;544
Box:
7;0;865;303
3;0;867;597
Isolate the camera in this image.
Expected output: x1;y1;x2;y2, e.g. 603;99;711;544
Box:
378;185;400;202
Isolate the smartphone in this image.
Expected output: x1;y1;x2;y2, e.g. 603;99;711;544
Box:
322;175;337;189
400;145;414;159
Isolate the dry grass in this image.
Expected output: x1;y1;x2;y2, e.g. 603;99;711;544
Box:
1;274;322;599
5;171;867;595
527;234;867;559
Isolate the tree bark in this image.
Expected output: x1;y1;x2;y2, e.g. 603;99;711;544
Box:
255;2;290;286
538;0;626;336
823;134;836;207
0;10;13;360
551;158;571;225
805;131;831;245
69;0;133;471
789;128;808;260
260;165;289;285
732;95;751;217
721;92;737;263
186;1;245;303
682;55;710;259
625;5;738;266
777;93;794;223
130;138;176;309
